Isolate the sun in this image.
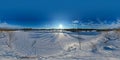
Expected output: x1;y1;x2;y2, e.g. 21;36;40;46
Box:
59;24;63;29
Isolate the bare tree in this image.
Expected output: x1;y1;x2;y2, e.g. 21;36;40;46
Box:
72;20;82;50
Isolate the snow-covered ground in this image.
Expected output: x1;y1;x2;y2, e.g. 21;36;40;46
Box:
0;30;120;60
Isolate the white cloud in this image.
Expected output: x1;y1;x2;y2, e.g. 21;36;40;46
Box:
0;22;22;29
101;19;120;29
78;19;120;29
73;20;79;24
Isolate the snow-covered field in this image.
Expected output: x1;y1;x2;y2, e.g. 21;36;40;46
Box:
0;30;120;60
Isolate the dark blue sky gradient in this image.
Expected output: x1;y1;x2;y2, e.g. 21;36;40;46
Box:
0;0;120;28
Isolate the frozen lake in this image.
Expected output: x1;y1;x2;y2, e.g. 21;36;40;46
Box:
0;31;120;60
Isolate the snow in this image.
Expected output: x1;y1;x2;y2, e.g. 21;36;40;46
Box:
0;30;120;60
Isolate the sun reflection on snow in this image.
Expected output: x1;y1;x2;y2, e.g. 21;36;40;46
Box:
58;32;64;39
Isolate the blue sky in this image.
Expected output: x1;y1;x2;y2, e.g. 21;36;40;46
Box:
0;0;120;28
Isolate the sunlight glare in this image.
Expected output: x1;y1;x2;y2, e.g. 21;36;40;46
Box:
59;24;63;29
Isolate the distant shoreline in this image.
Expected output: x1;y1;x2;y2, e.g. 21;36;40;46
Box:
0;28;120;32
